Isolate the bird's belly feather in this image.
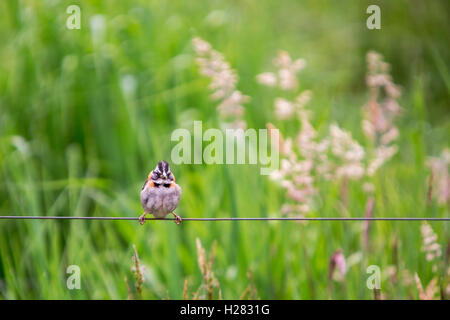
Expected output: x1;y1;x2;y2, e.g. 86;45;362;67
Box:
140;184;181;218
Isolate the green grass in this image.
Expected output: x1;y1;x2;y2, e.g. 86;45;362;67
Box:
0;0;448;299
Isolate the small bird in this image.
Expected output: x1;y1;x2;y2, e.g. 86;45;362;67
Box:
139;160;182;225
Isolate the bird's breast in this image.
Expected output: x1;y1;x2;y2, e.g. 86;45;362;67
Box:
140;183;181;216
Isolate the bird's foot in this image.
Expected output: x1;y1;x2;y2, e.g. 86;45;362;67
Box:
139;213;147;225
172;212;182;225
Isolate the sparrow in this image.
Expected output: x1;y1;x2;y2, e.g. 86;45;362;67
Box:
139;160;182;225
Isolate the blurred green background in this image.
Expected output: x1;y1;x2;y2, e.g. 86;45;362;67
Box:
0;0;448;299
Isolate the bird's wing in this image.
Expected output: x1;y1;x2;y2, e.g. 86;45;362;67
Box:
141;178;149;190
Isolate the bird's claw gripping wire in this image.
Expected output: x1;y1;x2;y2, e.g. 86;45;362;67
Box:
172;212;182;225
138;212;182;225
138;213;147;225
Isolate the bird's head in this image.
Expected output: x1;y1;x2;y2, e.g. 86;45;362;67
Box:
150;160;174;185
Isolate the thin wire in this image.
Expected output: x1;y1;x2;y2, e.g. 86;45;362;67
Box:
0;216;448;221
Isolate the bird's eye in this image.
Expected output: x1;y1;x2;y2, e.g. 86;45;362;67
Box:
163;184;171;188
154;183;161;187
